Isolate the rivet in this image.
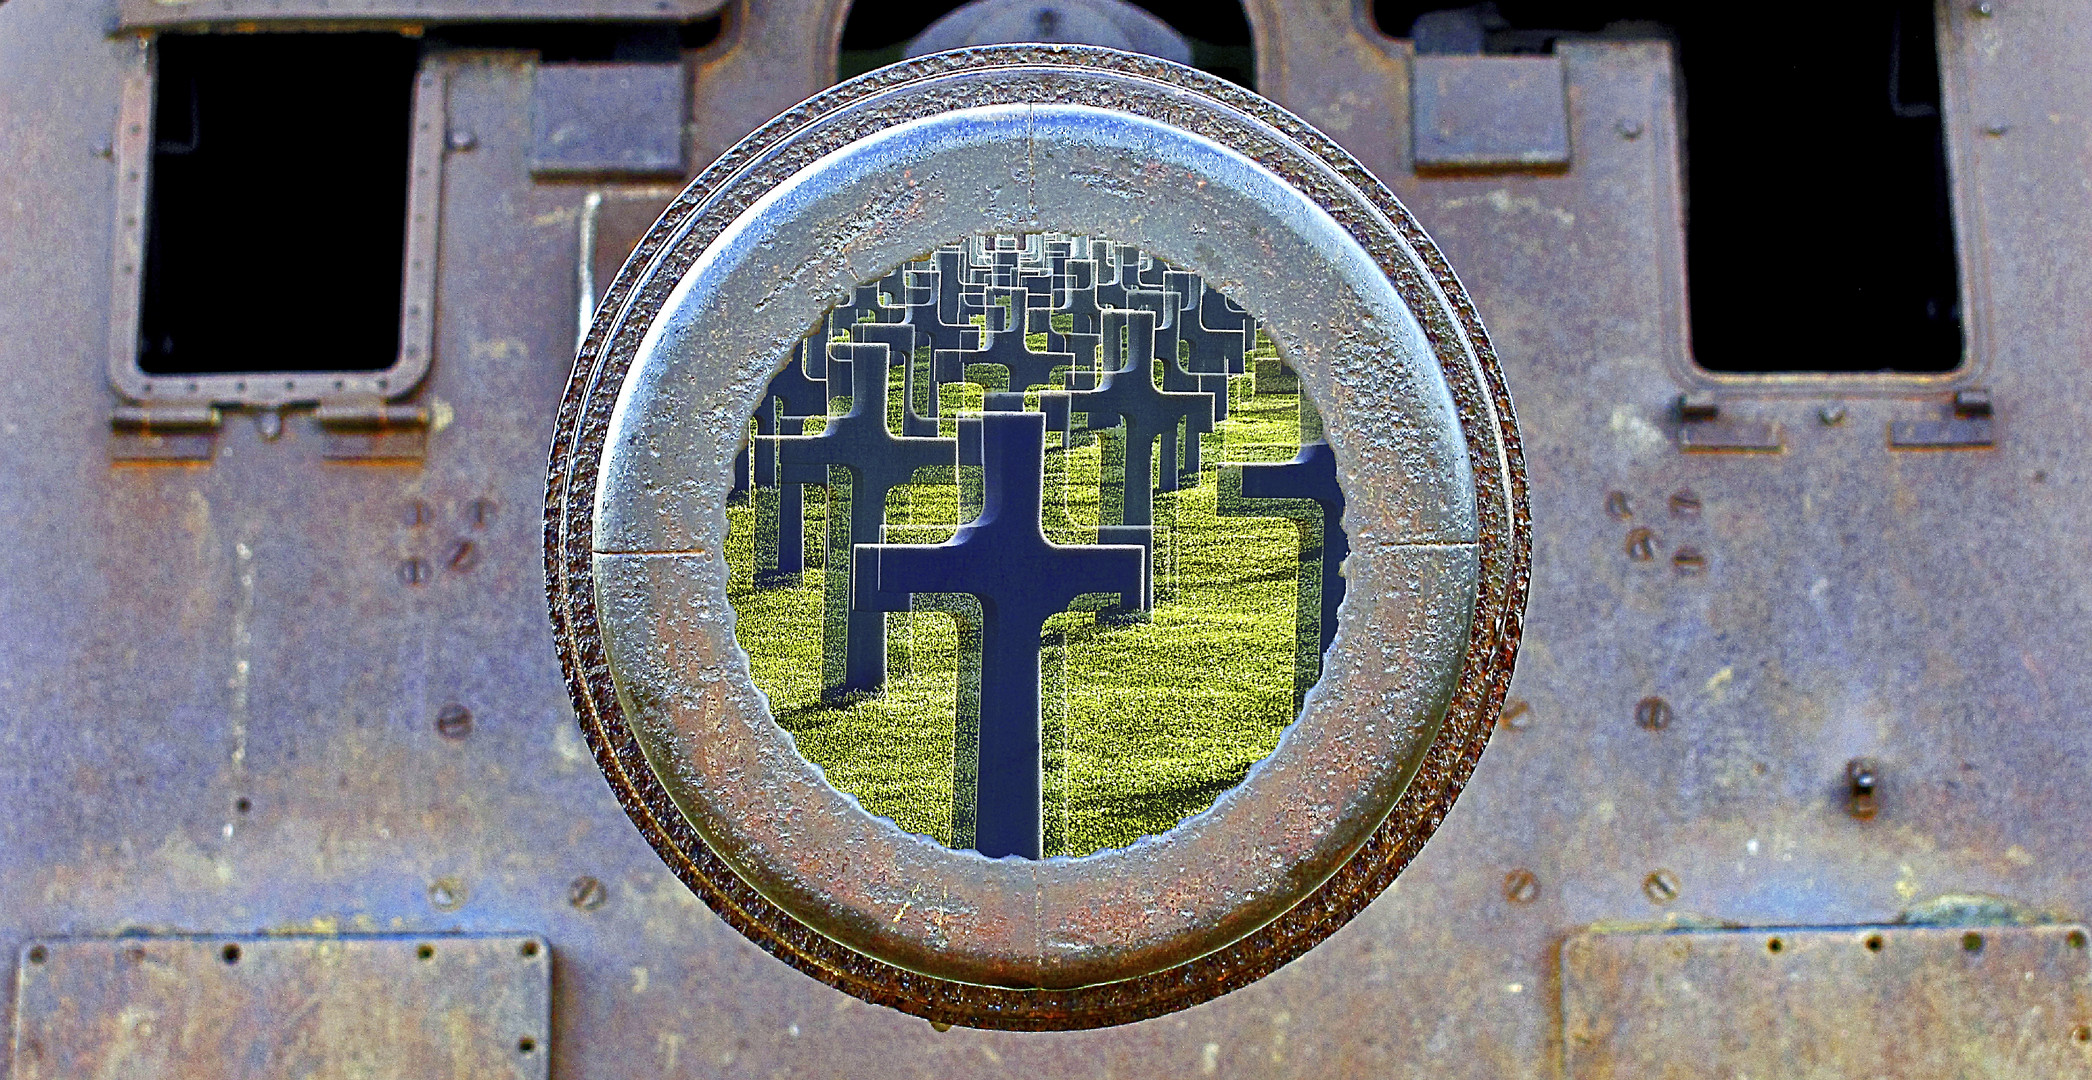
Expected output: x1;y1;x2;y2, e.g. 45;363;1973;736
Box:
1625;526;1656;562
569;875;609;911
1847;757;1880;819
1819;403;1848;426
435;704;473;739
1635;696;1673;731
428;877;467;912
1503;868;1540;904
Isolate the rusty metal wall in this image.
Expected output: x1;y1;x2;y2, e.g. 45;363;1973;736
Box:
2;0;2088;1075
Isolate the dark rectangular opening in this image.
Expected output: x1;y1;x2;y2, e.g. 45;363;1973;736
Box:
1375;1;1964;374
138;34;422;375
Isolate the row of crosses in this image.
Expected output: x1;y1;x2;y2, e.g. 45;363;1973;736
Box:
744;235;1343;859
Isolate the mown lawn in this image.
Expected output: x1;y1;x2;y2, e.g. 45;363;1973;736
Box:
725;335;1321;857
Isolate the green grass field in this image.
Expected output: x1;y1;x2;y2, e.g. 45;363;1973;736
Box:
724;334;1326;857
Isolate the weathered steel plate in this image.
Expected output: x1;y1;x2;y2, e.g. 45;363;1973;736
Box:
10;936;552;1079
530;63;687;179
1411;55;1571;172
1562;925;2092;1079
118;0;725;29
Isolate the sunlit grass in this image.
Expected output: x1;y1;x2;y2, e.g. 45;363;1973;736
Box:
725;335;1320;856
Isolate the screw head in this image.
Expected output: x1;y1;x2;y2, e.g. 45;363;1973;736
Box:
428;877;467;912
1635;696;1674;731
1503;868;1540;904
1643;869;1680;904
569;875;609;911
435;704;473;739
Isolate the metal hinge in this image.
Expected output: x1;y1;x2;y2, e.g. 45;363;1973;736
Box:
109;403;222;463
1890;389;1996;449
315;396;429;462
1677;392;1783;453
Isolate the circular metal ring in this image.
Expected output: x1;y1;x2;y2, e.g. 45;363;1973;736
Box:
545;45;1529;1031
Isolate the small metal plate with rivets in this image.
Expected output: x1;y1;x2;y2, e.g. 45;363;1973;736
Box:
1562;925;2092;1079
10;936;552;1079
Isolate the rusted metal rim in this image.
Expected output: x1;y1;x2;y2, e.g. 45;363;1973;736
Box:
544;45;1529;1030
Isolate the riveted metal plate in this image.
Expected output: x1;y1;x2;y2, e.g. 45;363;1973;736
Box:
10;936;553;1079
1562;925;2092;1079
118;0;726;30
545;45;1528;1031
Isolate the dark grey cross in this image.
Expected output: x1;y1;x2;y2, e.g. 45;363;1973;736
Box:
1094;243;1140;310
1126;288;1216;490
1063;309;1213;531
770;340;956;698
1021;270;1055;334
971;287;1075;394
932;249;989;334
853;410;1145;859
1166;271;1241;422
1059;259;1103;335
753;340;829;587
851;321;939;438
1197;284;1252;374
1228;438;1348;658
825;282;892;342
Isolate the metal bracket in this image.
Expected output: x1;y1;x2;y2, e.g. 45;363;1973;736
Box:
316;396;430;462
1890;388;1996;449
1411;54;1572;173
1677;392;1783;453
530;62;688;179
108;403;221;463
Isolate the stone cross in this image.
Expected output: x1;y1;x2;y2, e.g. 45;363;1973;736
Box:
770;340;956;698
1126;287;1216;489
852;411;1145;859
969;286;1075;394
1167;271;1242;422
1198;284;1252;374
1229;437;1349;659
753;340;828;586
1063;309;1213;530
851;321;939;438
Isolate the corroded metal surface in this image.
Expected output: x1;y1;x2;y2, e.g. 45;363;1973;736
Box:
546;46;1529;1028
11;936;551;1079
1562;925;2092;1078
117;0;727;30
0;0;2088;1074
